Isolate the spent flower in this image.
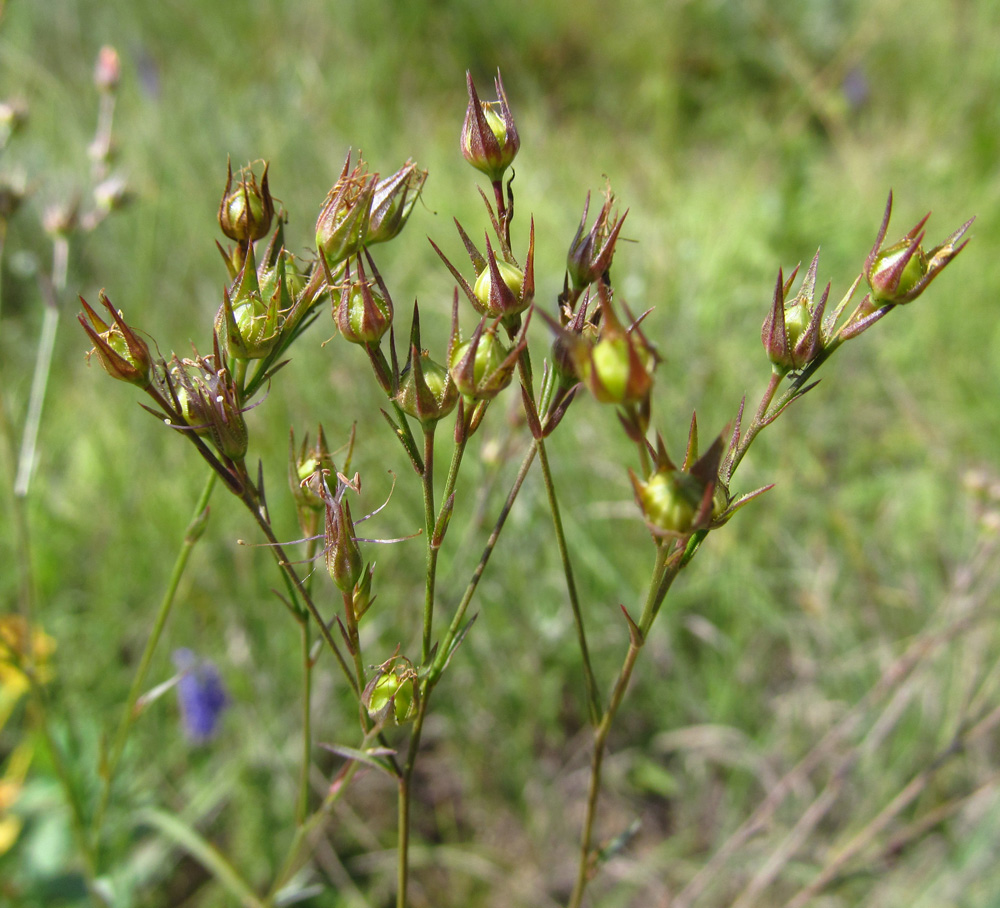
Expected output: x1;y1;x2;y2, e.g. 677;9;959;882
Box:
366;160;427;246
165;346;249;463
315;151;377;269
321;477;365;593
79;291;152;387
289;424;337;535
363;655;419;726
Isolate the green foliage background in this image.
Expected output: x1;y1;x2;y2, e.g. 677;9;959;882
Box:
3;0;1000;905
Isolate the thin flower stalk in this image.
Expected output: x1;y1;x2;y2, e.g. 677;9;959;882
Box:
568;539;680;908
516;346;602;723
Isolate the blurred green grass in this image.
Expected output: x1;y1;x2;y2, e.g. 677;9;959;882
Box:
3;0;1000;905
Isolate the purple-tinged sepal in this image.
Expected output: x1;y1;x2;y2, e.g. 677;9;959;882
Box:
461;70;519;183
863;191;973;305
79;291;152;387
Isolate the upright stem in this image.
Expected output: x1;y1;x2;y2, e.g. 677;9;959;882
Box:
568;540;679;908
296;532;320;826
419;425;437;664
14;236;68;497
247;503;356;694
429;432;538;684
397;429;540;907
537;426;602;723
517;351;602;723
397;694;430;908
296;617;312;825
397;421;470;905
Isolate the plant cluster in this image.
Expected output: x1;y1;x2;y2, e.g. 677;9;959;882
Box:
7;63;981;906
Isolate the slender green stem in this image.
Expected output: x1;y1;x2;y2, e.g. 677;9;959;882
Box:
537;428;602;723
244;497;356;693
0;223;6;326
396;417;472;906
342;587;367;696
419;425;437;664
429;434;538;683
517;350;602;723
94;471;217;844
568;640;642;908
14;304;58;494
397;415;532;907
15;235;68;497
297;615;313;825
397;693;431;908
568;539;679;908
726;370;783;481
296;532;320;826
0;393;33;620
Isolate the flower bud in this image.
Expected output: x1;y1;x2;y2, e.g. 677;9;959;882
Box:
396;353;458;425
567;190;627;292
761;252;828;374
449;318;521;401
634;470;703;535
335;256;393;344
362;656;419;725
218;160;274;246
474;258;523;313
289;425;336;534
629;431;726;539
433;220;535;323
367;160;427;246
567;287;656;406
79;291;152;387
316;152;376;269
167;354;249;462
863;192;973;305
394;303;459;426
461;70;519;182
216;242;284;360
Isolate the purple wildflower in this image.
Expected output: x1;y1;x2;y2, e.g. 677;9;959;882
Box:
172;648;229;743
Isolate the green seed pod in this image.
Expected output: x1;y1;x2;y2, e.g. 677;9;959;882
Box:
362;657;419;725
